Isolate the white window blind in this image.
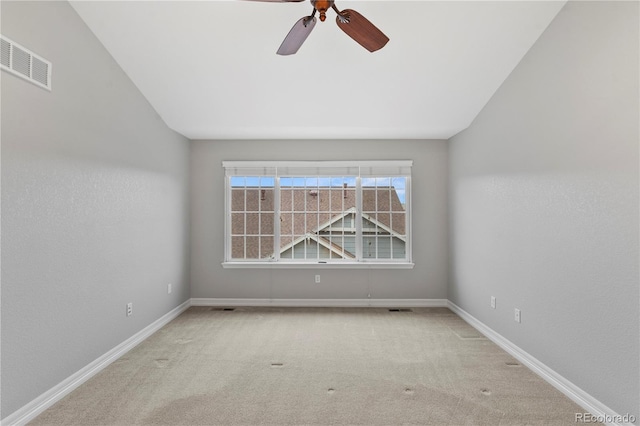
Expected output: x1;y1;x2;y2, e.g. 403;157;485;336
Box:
223;161;412;177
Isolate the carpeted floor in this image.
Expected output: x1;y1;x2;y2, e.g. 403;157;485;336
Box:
30;307;589;425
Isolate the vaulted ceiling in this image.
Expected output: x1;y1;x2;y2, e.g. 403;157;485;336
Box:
70;1;566;140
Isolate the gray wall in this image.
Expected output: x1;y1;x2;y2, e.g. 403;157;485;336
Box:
449;1;639;420
1;1;190;418
191;140;448;300
3;0;636;421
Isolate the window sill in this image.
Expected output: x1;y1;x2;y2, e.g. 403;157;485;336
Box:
221;262;415;270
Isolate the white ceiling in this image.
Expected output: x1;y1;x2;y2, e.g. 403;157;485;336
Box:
70;1;566;140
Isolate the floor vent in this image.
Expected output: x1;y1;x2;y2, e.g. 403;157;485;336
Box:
210;307;236;311
389;308;413;312
1;35;51;91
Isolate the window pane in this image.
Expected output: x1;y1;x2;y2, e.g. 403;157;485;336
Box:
391;237;406;259
291;241;303;259
231;213;244;234
293;186;306;207
246;213;259;234
362;177;376;188
392;177;407;208
318;241;330;259
343;236;356;256
260;177;275;187
280;250;292;259
293;212;306;235
377;212;391;231
260;188;274;211
245;236;259;259
362;188;376;213
362;215;377;232
231;189;244;212
280;213;293;235
363;237;376;259
246;189;259;212
260;213;274;234
260;236;274;259
392;212;406;236
230;176;245;187
280;189;292;211
317;177;331;187
317;189;330;211
377;188;391;211
231;236;245;259
376;177;391;187
225;167;410;264
307;190;319;211
280;236;293;259
377;237;392;259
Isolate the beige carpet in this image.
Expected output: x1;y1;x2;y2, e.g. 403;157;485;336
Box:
30;307;589;425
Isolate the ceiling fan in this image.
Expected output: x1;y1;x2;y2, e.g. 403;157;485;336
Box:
248;0;389;55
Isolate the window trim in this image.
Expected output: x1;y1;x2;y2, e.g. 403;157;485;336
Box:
221;262;415;269
223;160;413;268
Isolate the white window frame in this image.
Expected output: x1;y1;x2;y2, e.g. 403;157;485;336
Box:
222;161;413;269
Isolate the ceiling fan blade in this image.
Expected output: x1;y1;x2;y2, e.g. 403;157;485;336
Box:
277;16;317;55
336;9;389;52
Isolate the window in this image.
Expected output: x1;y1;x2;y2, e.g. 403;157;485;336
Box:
224;161;412;268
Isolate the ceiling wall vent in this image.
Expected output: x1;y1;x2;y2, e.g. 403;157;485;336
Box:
1;35;51;91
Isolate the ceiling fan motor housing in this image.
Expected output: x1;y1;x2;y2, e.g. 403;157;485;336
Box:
311;0;334;21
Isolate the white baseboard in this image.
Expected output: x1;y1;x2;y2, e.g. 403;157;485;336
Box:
190;298;449;308
1;300;191;426
447;301;633;426
3;299;629;426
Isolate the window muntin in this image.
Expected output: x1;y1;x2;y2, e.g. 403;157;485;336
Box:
224;161;411;265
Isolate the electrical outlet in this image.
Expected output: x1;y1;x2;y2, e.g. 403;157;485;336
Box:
127;303;133;317
514;308;521;323
168;283;172;294
315;274;321;283
490;296;496;309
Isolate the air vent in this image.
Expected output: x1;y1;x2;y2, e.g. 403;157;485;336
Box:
0;35;51;91
1;38;10;68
